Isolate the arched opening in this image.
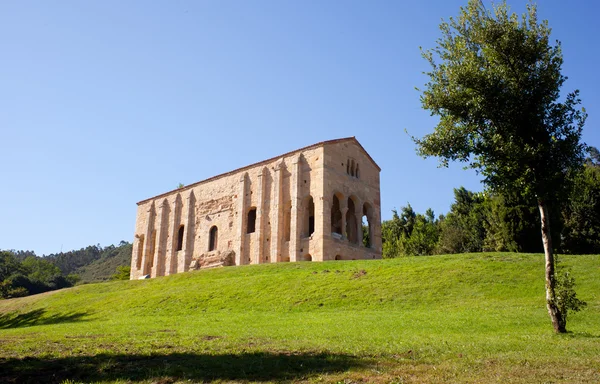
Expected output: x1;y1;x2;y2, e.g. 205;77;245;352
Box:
136;235;144;269
209;226;218;251
362;203;374;248
303;254;312;261
247;207;256;234
303;196;314;237
177;225;184;251
331;194;343;235
335;254;342;260
346;198;358;244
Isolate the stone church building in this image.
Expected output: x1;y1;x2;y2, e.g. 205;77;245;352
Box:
130;137;382;279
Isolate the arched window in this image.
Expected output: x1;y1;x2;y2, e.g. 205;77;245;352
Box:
355;164;360;179
350;160;355;177
247;208;257;233
209;226;218;251
177;225;184;251
362;203;374;248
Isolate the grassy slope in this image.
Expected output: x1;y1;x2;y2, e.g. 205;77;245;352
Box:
0;253;598;383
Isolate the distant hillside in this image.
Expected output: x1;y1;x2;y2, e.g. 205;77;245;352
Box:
73;242;132;283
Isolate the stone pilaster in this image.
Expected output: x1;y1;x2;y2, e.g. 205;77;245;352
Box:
289;155;302;262
141;202;156;276
181;191;195;272
167;194;183;275
270;160;284;263
152;199;169;278
254;167;267;263
235;173;248;265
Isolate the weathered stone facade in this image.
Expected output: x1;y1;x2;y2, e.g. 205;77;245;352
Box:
130;137;382;279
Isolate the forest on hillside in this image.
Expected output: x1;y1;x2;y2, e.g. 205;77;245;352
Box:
379;149;600;257
0;242;132;299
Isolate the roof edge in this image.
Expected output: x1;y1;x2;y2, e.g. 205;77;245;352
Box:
137;136;380;205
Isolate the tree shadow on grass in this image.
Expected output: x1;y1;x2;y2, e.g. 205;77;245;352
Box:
0;351;366;383
0;309;88;329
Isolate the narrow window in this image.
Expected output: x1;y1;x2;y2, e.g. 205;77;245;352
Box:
136;235;144;269
177;225;184;251
304;196;315;237
346;161;350;175
247;208;256;233
331;194;342;234
355;164;360;179
350;160;355;177
209;226;218;251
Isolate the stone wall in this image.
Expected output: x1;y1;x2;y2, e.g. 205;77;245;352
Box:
130;137;382;280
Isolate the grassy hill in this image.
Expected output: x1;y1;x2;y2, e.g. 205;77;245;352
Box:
0;253;598;383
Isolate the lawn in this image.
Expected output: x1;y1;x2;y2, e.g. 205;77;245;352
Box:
1;253;599;383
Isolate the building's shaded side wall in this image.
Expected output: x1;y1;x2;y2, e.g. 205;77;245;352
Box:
130;146;326;279
322;141;382;261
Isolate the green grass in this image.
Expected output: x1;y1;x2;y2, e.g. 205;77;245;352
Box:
1;253;599;383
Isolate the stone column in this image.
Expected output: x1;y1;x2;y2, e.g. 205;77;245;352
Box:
234;173;248;266
341;207;348;239
152;199;169;278
270;160;284;263
181;191;196;272
141;202;156;276
254;167;267;263
289;156;302;262
356;202;363;247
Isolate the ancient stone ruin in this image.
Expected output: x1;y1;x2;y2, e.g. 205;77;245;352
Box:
130;137;382;279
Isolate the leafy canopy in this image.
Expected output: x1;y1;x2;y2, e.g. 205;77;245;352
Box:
415;0;586;201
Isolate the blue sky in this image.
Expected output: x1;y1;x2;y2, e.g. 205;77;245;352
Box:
1;0;598;256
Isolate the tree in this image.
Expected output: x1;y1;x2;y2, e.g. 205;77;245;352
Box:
414;0;587;332
111;266;131;281
561;147;600;254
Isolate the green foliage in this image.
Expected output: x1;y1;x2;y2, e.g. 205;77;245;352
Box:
554;256;587;330
415;0;586;203
75;242;132;283
111;266;131;281
561;156;600;254
0;242;132;299
381;205;439;257
437;188;486;254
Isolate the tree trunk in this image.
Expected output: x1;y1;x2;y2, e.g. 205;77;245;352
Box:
538;199;566;333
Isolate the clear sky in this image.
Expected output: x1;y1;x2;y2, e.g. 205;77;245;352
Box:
1;0;598;256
